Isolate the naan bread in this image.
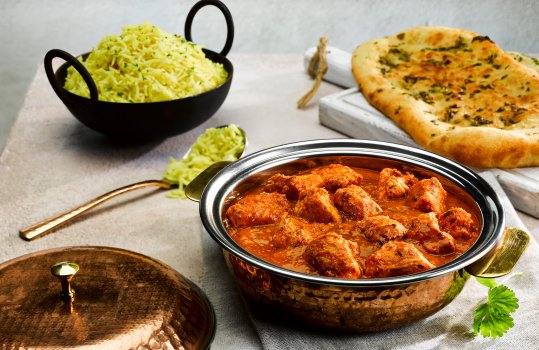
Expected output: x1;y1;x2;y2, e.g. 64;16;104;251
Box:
352;26;539;168
508;51;539;72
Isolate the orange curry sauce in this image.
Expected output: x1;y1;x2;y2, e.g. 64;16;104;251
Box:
224;164;481;279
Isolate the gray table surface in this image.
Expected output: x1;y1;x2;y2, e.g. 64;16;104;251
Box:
1;54;538;348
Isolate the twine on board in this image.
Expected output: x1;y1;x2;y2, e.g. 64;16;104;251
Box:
297;36;329;109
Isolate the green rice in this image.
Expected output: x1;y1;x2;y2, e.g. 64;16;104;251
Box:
64;21;228;103
163;124;244;198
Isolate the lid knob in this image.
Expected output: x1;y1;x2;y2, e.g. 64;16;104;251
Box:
51;261;79;302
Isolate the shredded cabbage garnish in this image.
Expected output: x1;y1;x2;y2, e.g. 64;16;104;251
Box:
64;21;228;103
164;124;244;198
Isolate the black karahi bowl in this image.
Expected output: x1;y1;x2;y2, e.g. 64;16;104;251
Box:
44;0;234;141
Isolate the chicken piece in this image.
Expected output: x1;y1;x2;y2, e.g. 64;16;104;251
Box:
364;241;435;278
407;213;456;255
334;185;382;220
264;173;289;193
303;232;361;278
407;177;447;215
226;192;291;228
422;232;456;255
439;207;476;240
311;164;363;191
264;173;324;199
377;168;418;200
272;213;317;249
406;212;441;241
294;188;341;224
355;215;407;244
288;174;325;198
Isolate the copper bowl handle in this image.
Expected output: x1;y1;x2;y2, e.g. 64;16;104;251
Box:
465;227;530;278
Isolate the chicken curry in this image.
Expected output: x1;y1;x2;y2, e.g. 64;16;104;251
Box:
224;163;480;279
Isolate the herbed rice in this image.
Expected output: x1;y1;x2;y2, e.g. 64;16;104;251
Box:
64;21;228;103
163;124;244;199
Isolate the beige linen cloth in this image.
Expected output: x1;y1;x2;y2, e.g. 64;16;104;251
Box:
202;172;539;349
2;63;537;349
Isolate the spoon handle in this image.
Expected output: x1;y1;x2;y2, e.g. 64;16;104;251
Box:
19;180;173;241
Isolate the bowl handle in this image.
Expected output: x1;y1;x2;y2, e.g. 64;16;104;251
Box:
184;0;234;57
44;49;99;102
465;227;530;278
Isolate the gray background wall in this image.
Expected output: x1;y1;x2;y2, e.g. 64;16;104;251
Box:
1;0;537;151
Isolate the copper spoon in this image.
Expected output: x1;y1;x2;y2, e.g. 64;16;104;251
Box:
19;125;246;241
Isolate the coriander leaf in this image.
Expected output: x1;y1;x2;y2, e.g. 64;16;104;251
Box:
472;285;519;338
488;285;519;315
474;276;497;289
473;303;514;338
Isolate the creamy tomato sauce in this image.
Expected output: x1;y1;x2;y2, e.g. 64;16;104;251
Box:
224;164;481;279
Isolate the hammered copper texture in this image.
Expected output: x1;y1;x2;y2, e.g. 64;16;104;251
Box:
199;141;512;332
0;247;215;349
223;251;469;332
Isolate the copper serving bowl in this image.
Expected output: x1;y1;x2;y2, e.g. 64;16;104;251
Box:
44;0;234;141
197;139;529;332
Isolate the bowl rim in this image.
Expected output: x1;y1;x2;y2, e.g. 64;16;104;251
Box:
54;48;234;106
199;139;506;287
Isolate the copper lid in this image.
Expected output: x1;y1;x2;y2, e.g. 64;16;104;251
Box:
0;246;215;349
